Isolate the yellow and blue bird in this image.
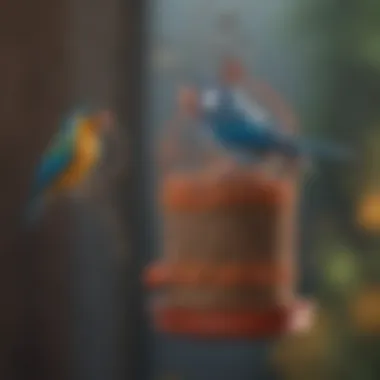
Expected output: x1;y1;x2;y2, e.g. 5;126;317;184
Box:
26;107;111;222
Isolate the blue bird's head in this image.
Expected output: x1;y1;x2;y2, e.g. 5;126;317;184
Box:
199;86;229;117
177;84;232;122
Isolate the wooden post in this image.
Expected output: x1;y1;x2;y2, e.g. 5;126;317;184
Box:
0;0;68;378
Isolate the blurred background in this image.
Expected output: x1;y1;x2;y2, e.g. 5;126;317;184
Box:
1;0;380;379
147;1;380;379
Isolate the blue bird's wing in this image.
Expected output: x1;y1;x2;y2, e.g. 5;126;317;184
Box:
212;107;272;150
201;85;279;157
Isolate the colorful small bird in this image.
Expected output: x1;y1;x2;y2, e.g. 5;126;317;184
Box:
197;84;353;163
26;108;110;223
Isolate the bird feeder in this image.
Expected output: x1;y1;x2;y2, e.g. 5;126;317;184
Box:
144;65;311;339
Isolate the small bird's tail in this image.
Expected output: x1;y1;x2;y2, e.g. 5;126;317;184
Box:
25;197;46;225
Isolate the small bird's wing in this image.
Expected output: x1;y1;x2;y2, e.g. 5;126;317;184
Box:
29;117;80;200
31;147;74;198
25;143;75;224
25;194;48;225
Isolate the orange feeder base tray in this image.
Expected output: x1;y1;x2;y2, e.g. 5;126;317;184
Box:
150;300;313;339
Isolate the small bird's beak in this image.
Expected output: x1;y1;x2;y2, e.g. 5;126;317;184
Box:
88;110;115;134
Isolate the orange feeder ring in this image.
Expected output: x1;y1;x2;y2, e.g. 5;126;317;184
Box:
160;171;293;212
144;263;304;338
144;262;291;288
151;304;290;339
146;297;314;339
144;261;312;338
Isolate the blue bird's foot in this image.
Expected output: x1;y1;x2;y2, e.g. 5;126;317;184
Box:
281;156;305;177
209;158;240;180
201;156;246;184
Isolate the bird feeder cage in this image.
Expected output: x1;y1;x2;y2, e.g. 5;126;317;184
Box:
144;59;311;339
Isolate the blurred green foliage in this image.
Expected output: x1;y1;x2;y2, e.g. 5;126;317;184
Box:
273;1;380;379
294;0;380;70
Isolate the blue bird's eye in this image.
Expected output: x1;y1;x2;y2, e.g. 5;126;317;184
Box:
201;89;220;111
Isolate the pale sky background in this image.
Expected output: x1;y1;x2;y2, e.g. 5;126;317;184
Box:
147;0;327;132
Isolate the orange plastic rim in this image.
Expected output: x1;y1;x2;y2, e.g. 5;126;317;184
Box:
144;261;291;288
161;173;292;212
151;304;291;338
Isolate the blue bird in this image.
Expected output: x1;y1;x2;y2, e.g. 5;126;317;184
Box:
197;84;353;163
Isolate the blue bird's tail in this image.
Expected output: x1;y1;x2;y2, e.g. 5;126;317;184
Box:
274;134;354;162
298;138;355;162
